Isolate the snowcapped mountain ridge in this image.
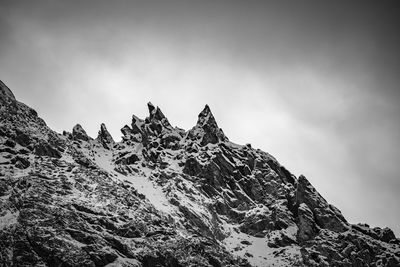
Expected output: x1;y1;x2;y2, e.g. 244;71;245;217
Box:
1;81;399;266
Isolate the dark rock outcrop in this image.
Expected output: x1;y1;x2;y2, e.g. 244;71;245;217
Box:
96;123;114;149
72;124;91;141
34;142;62;158
186;105;228;146
296;175;349;233
297;203;318;242
0;80;15;100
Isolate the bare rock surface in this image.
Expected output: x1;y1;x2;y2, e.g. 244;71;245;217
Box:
97;123;115;149
1;80;399;266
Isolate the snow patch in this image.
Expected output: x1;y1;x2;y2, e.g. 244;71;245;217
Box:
222;222;301;266
0;211;19;230
120;168;177;215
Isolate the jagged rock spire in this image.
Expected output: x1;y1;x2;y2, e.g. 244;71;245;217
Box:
146;102;171;128
296;175;348;233
131;115;144;134
72;124;91;141
0;80;16;101
96;123;114;149
188;105;228;146
120;114;146;143
196;104;214;127
120;125;133;141
147;102;156;116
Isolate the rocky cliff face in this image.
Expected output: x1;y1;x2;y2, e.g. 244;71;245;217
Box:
1;81;399;267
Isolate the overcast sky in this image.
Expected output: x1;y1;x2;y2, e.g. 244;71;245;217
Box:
1;0;399;235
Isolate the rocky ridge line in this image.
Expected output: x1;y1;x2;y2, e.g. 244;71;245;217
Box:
1;80;399;267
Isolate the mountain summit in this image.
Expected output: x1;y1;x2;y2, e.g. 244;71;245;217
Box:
0;81;399;267
0;80;15;100
187;104;228;146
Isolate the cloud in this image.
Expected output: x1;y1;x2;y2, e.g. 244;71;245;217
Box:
0;0;399;235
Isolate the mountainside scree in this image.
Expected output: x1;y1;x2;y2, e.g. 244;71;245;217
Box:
1;80;399;266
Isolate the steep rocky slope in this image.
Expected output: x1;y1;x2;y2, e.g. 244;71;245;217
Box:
1;80;399;266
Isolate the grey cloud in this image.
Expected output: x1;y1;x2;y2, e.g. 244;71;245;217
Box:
0;0;399;235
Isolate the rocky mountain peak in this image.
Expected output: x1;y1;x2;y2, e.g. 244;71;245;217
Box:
72;123;91;141
131;115;144;133
187;104;228;146
96;123;114;149
0;80;15;101
146;102;171;128
147;101;156;115
1;80;399;267
196;104;213;126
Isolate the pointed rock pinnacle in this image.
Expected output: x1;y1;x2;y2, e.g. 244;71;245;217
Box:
120;125;132;140
196;104;217;128
146;102;171;128
131;115;144;134
189;105;228;146
72;124;91;141
147;102;156;116
97;123;114;148
0;80;16;101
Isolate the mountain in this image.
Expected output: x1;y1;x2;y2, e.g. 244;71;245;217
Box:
0;80;399;267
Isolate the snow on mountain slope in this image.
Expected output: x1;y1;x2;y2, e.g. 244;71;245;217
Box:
222;220;302;266
1;80;400;267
